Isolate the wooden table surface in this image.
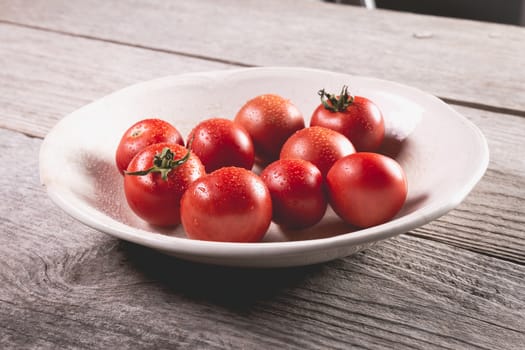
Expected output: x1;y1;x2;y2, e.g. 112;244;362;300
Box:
1;0;524;348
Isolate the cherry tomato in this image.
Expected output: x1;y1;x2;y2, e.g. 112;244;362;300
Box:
234;94;305;163
180;167;272;242
280;126;355;176
116;118;184;174
260;159;327;229
187;118;254;173
311;86;385;152
124;143;205;227
326;152;407;228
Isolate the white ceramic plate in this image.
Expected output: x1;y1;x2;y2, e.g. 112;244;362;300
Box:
39;67;489;267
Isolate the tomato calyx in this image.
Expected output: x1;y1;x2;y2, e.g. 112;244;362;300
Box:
125;147;191;181
318;85;354;113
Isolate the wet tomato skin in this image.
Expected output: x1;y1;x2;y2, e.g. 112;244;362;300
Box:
280;126;356;177
116;118;184;174
188;118;254;173
326;152;407;228
311;90;385;152
260;159;327;229
180;167;272;242
234;94;305;163
124;143;205;227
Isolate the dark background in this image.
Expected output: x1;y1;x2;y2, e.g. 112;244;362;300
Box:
328;0;525;26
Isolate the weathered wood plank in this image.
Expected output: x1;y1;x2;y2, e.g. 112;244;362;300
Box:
1;1;524;348
0;23;233;138
1;0;524;113
0;23;524;263
1;128;524;349
412;105;525;264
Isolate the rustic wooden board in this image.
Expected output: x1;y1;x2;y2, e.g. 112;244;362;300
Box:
1;1;525;348
412;105;525;264
0;22;523;264
1;0;524;113
1;128;524;349
0;23;233;138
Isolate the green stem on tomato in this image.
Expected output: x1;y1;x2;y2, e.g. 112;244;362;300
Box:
125;146;191;181
318;85;354;113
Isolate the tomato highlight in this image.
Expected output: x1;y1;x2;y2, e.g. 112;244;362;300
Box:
326;152;407;228
311;86;385;152
181;167;272;242
124;143;205;227
117;87;407;241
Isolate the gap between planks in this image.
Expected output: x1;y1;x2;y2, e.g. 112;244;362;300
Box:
0;19;254;68
2;19;524;119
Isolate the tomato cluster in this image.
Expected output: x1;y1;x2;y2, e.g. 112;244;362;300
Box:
115;87;408;242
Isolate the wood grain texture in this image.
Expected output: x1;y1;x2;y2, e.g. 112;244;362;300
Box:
1;128;524;349
411;105;525;264
1;0;524;113
0;23;233;138
0;21;523;264
1;1;525;348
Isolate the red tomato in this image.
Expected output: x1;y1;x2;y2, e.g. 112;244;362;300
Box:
280;126;355;176
260;159;327;229
180;167;272;242
234;94;305;163
311;86;385;152
116;118;184;174
124;143;205;227
187;118;254;173
326;152;407;228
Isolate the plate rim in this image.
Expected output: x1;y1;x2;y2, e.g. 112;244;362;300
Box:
40;66;490;265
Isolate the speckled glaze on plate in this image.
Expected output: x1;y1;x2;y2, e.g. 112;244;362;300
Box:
39;67;489;267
